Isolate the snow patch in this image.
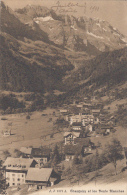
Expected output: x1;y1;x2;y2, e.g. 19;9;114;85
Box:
71;25;77;31
87;31;104;39
34;16;54;22
121;38;127;43
34;21;39;24
113;32;120;36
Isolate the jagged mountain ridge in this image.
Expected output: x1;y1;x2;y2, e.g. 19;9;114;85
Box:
15;4;127;53
0;1;127;94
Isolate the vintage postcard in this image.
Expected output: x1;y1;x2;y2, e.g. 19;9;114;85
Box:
0;0;127;195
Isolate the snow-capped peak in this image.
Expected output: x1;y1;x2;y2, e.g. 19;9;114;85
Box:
34;16;54;22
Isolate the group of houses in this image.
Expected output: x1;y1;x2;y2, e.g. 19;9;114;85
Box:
59;97;116;160
3;147;60;190
59;96;116;137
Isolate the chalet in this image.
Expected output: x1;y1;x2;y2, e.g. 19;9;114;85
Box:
76;104;83;108
84;97;88;101
99;114;107;124
82;115;94;126
3;157;37;187
99;125;113;135
59;109;68;115
64;145;84;161
71;122;82;131
91;96;98;101
91;109;101;116
70;115;82;125
85;124;93;132
31;148;51;167
83;103;92;109
94;117;100;124
74;138;93;153
3;130;11;137
26;168;60;189
20;147;32;158
64;132;80;145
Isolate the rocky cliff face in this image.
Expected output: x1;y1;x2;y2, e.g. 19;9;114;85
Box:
15;5;127;53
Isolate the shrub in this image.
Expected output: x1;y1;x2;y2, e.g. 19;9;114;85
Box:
26;115;30;120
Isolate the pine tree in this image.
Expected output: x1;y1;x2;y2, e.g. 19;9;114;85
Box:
104;138;123;175
73;154;79;165
52;145;60;167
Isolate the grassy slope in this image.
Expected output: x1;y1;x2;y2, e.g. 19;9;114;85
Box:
0;108;63;159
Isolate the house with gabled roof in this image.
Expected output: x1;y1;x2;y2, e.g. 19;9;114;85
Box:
59;109;68;115
99;124;114;135
82;115;94;126
71;122;82;131
26;167;60;190
31;148;51;166
20;147;32;158
64;132;80;145
74;138;94;153
91;109;101;116
3;157;37;187
70;115;82;125
64;138;93;161
64;145;84;161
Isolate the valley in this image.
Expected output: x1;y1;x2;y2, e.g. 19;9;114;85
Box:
0;1;127;194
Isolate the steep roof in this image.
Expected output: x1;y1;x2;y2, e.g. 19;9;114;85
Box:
60;109;68;113
99;124;113;129
3;157;34;171
72;122;82;126
64;145;83;155
26;168;53;182
20;147;32;155
92;109;100;113
74;138;90;146
64;132;80;138
71;115;82;119
31;148;50;157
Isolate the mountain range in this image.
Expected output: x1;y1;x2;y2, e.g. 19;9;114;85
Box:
0;1;127;94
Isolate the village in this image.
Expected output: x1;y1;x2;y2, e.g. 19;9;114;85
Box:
1;95;127;194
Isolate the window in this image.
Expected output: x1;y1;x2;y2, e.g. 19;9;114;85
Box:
22;174;24;177
12;183;15;186
12;174;15;176
6;172;10;176
17;178;20;181
13;178;15;182
7;177;10;181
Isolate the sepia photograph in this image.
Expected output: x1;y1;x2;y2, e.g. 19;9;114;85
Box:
0;0;127;194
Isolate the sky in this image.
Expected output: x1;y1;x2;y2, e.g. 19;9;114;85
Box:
3;0;127;36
